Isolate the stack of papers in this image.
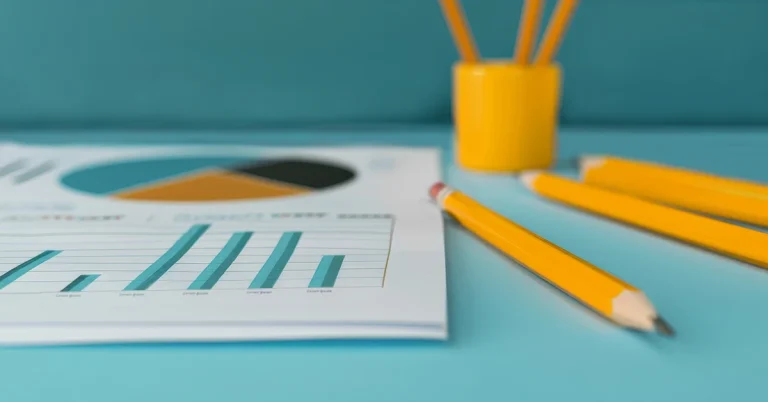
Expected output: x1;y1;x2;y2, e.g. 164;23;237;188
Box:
0;143;447;344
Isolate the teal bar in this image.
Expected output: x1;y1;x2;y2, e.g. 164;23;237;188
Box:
0;250;61;289
188;232;252;290
249;232;302;289
61;274;100;292
124;224;209;291
309;255;345;288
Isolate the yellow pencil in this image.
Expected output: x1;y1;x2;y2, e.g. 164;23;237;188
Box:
429;181;672;335
534;0;580;65
514;0;544;65
438;0;480;63
520;171;768;269
580;155;768;227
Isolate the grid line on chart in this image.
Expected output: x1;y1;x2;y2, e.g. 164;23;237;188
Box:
17;278;385;283
0;247;390;253
26;268;387;273
0;230;390;237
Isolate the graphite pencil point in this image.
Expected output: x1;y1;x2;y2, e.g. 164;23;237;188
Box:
653;316;675;337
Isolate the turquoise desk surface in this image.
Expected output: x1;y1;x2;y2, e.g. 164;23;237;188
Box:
2;126;768;402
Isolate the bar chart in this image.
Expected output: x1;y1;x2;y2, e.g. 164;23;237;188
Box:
0;214;394;294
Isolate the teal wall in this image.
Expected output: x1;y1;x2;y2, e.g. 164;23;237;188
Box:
0;1;765;127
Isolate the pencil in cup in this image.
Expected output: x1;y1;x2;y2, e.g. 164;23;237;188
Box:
521;171;768;269
439;0;480;63
429;182;673;335
534;0;580;65
580;155;768;227
514;0;545;65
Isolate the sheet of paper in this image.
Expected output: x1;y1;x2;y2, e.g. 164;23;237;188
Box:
0;324;447;345
0;143;447;344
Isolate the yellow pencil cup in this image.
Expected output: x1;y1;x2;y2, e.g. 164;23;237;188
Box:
453;61;562;172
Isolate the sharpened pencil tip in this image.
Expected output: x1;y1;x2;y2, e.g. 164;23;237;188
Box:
519;170;543;189
653;316;675;336
578;155;606;171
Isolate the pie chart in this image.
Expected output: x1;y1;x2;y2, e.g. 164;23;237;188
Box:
60;156;356;202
